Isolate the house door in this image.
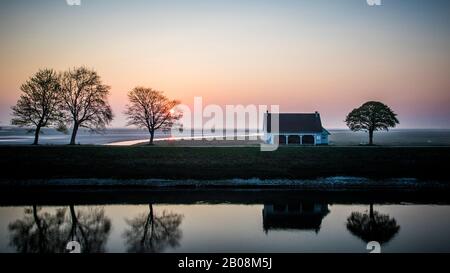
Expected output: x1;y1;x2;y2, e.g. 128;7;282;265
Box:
288;135;301;145
277;135;287;145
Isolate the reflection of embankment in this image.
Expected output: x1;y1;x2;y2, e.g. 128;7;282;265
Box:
2;189;450;207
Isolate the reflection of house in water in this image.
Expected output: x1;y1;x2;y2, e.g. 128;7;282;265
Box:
263;202;330;233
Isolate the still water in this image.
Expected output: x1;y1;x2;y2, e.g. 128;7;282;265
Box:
0;190;450;253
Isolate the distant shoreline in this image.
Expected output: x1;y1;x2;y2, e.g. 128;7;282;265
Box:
2;127;450;146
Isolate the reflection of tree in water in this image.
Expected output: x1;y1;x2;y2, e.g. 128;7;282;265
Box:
123;204;183;253
8;205;67;253
346;204;400;245
8;205;111;253
67;205;111;253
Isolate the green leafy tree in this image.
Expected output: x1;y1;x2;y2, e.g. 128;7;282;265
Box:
11;69;64;145
347;204;400;245
345;101;399;145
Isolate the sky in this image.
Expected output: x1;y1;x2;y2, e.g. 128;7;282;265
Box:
0;0;449;129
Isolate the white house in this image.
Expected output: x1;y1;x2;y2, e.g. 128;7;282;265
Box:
264;112;330;145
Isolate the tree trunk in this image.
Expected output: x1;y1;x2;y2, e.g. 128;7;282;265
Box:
69;204;88;251
149;204;155;251
140;204;154;252
33;124;42;145
149;130;155;145
369;129;374;145
369;203;375;232
149;204;154;223
32;205;46;252
369;203;374;220
69;205;77;238
70;123;79;145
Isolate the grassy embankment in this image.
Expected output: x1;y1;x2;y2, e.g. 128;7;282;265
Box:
0;146;449;181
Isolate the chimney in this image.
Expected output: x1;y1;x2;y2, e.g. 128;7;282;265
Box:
315;111;319;117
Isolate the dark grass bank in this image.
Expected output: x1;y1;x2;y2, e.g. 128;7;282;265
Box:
0;146;449;181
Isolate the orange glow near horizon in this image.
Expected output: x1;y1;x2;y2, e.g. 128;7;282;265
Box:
0;1;449;129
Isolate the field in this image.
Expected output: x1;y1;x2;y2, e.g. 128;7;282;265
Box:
0;146;449;181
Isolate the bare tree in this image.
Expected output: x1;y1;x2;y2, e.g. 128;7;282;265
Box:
9;205;111;253
11;69;64;145
67;205;111;253
125;87;182;145
123;204;183;253
60;67;113;145
8;206;68;253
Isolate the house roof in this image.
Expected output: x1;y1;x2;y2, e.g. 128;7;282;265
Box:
265;112;325;133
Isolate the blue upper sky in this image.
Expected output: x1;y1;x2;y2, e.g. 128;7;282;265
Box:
1;0;449;128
